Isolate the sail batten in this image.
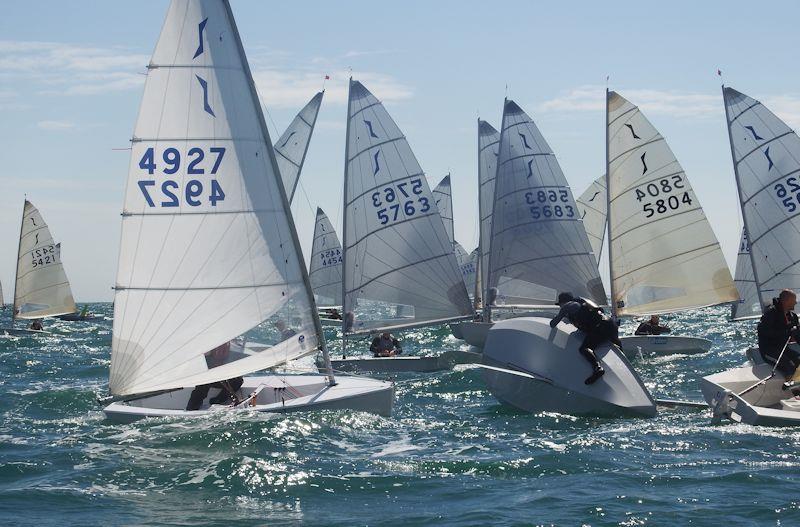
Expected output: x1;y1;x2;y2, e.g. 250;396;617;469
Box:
606;90;737;316
342;79;472;333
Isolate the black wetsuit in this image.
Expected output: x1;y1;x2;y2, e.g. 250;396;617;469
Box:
757;302;800;377
550;299;621;381
634;322;671;336
370;336;402;357
186;377;244;411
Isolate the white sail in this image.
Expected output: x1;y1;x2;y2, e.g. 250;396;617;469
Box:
488;99;606;306
13;200;76;319
477;120;500;301
110;0;322;396
0;280;3;309
723;86;800;310
274;91;324;203
731;228;761;320
606;90;737;316
432;174;454;245
342;79;472;332
576;175;608;261
456;244;477;299
309;207;343;307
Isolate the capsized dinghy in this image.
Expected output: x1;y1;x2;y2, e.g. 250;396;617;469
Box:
102;0;392;421
481;317;656;417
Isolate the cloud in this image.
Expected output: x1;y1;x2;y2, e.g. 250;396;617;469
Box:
762;95;800;130
36;120;76;130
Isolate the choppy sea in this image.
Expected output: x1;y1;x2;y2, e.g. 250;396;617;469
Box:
1;303;798;526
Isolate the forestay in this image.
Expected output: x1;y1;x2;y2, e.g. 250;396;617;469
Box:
309;207;343;307
488;99;606;306
110;0;321;396
342;79;472;333
606;90;737;316
274;91;324;203
432;174;455;245
13;200;76;319
477;120;500;301
723;87;800;309
731;228;761;320
576;175;608;261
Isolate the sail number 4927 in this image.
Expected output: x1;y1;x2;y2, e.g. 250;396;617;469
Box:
137;147;226;207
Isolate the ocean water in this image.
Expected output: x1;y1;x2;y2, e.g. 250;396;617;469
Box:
1;303;798;526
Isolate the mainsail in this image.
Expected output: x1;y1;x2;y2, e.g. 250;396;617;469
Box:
731;228;761;320
342;79;472;333
606;90;737;316
723;86;800;310
13;200;76;319
576;175;608;261
432;174;454;245
477;120;500;302
110;0;323;396
309;207;343;307
274;91;324;203
456;244;477;299
487;99;606;306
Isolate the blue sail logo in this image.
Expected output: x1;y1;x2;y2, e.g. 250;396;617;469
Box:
195;75;215;117
193;18;208;59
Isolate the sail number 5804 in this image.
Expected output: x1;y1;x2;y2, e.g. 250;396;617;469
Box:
137;147;226;207
635;175;692;218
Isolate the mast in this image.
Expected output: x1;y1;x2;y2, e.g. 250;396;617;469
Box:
222;0;334;385
604;89;617;320
11;199;25;321
476;118;486;319
722;84;765;312
484;100;509;322
341;77;354;358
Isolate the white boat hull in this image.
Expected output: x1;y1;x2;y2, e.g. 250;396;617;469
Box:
620;335;712;357
481;317;656;417
458;321;493;347
103;374;394;423
0;328;53;336
326;353;456;374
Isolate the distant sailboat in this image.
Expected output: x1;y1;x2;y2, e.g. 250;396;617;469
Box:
576;175;607;261
433;174;477;295
102;0;392;420
731;228;760;321
274;91;324;203
333;78;472;373
308;207;343;326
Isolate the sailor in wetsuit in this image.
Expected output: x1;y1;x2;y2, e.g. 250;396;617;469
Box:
757;289;800;379
370;332;402;357
186;341;244;411
550;292;622;385
634;315;671;336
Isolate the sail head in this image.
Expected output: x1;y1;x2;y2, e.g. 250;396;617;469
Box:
274;91;324;203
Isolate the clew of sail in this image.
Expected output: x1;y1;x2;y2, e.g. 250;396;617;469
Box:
723;86;800;310
576;175;608;263
606;90;737;316
731;228;760;320
488;99;606;306
274;91;324;203
13;200;77;319
342;79;472;333
309;207;343;307
110;0;322;396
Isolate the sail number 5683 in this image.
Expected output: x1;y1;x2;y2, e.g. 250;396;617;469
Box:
137;147;226;207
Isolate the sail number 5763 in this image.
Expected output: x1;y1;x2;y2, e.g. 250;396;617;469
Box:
137;147;226;207
371;178;430;225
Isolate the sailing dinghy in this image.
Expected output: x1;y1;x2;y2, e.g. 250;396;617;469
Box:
102;0;392;421
330;79;473;374
0;200;75;336
603;90;736;357
308;207;344;327
433;175;478;298
702;86;800;426
475;99;654;417
730;228;761;321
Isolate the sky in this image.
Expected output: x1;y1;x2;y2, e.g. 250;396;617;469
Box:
2;0;800;302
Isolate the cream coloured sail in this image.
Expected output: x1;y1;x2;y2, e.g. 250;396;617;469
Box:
606;90;737;316
342;79;472;333
274;91;323;203
723;86;800;311
432;174;454;245
13;200;76;319
731;228;761;320
110;0;322;396
576;175;607;261
488;99;606;306
309;207;343;307
477;120;500;301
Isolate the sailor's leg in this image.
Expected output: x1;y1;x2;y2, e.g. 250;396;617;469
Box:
579;332;605;385
186;384;212;411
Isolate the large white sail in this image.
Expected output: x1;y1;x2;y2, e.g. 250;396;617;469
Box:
110;0;322;396
477;120;500;301
13;200;76;319
432;174;454;245
723;86;800;310
274;91;324;203
342;79;472;333
309;207;343;307
488;99;606;306
606;90;737;316
576;175;608;261
731;228;761;320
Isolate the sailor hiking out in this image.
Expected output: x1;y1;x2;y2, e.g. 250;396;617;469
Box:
757;289;800;382
550;292;622;385
635;315;671;336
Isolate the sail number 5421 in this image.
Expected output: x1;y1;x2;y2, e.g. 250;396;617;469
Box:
137;147;226;207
